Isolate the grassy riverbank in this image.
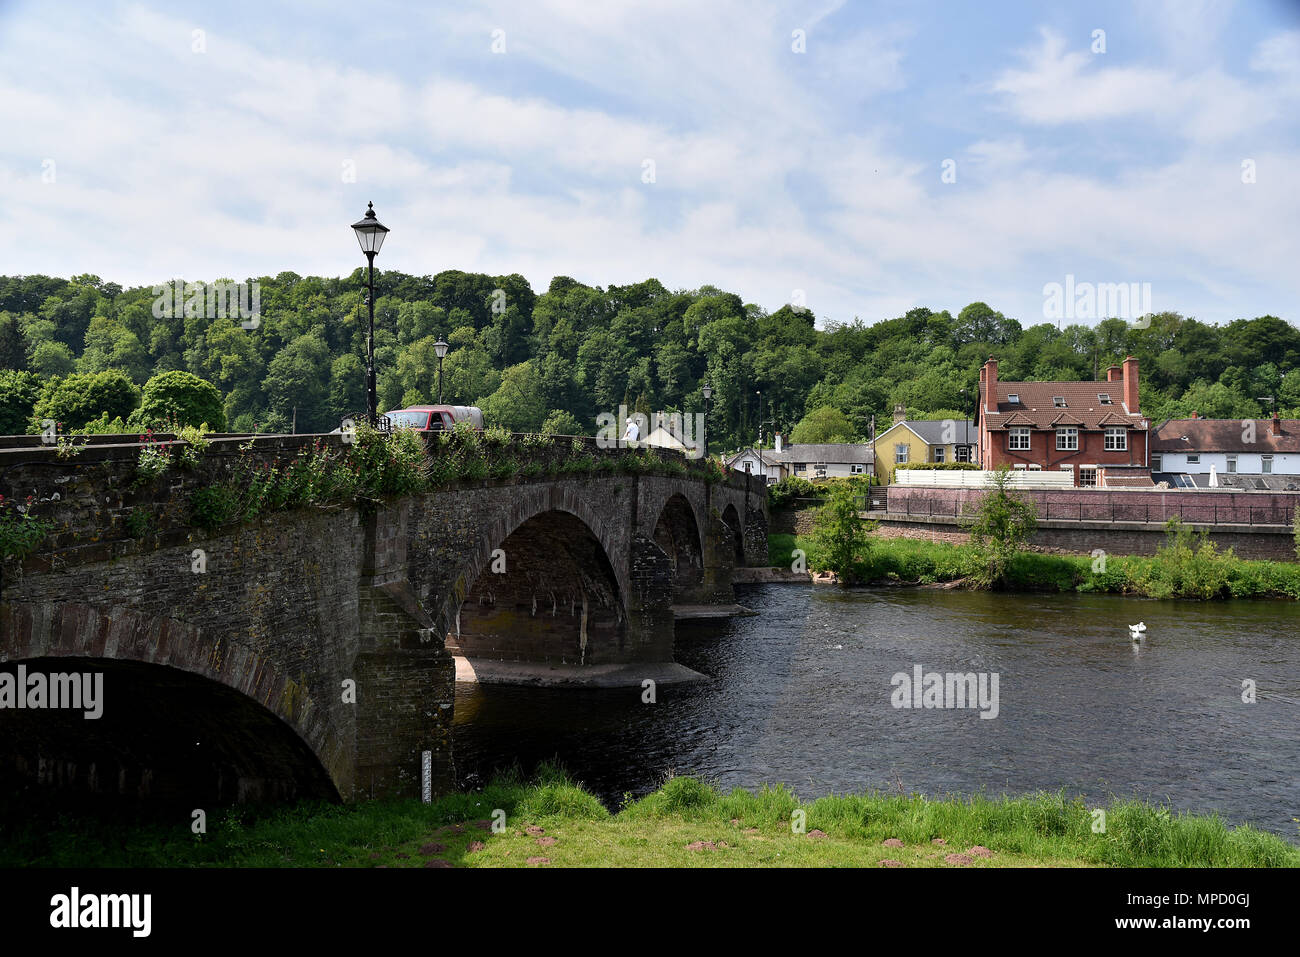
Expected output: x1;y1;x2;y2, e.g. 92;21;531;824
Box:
769;533;1300;599
3;767;1296;867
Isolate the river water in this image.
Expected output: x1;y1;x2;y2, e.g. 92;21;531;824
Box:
453;584;1300;838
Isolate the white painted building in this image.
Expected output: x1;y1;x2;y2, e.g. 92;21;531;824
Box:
1152;417;1300;485
725;447;783;484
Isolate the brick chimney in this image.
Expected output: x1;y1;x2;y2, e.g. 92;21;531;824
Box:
1122;355;1139;413
984;356;998;413
1190;411;1198;419
1106;364;1122;382
893;403;906;425
1272;413;1282;436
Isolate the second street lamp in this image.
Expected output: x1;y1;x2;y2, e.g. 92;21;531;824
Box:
434;335;449;403
351;201;390;427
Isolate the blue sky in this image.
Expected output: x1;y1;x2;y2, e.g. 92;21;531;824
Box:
1;0;1297;328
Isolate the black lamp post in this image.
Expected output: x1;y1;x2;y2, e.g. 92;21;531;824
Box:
434;335;449;403
351;201;390;426
701;381;712;459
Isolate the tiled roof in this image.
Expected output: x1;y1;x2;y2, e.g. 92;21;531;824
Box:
980;380;1147;431
770;443;874;465
1103;474;1156;488
885;419;977;445
1151;418;1300;453
725;447;783;467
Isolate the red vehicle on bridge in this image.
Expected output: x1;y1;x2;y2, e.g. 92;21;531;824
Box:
382;405;484;432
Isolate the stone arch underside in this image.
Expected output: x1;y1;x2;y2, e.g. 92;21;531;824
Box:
0;602;341;806
721;503;745;565
653;493;705;601
449;510;627;665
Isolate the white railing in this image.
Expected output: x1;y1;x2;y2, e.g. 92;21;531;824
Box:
893;469;1074;488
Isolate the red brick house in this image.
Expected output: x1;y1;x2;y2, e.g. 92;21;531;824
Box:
976;356;1152;487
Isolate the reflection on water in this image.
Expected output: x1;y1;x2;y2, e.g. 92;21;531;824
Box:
453;584;1300;838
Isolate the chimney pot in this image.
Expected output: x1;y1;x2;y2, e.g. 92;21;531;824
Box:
1122;355;1139;414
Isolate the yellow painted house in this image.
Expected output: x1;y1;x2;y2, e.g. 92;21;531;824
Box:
872;408;978;484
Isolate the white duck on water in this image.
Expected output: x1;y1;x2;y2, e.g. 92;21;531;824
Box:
1129;621;1147;643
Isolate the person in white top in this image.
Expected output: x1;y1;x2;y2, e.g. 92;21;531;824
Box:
623;419;640;443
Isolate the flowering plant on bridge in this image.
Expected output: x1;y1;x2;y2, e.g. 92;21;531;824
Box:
0;495;51;560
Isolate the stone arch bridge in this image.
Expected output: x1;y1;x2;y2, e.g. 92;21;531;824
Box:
0;434;767;807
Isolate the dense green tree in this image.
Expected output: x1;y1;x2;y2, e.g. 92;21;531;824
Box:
0;313;28;370
0;370;41;434
130;370;227;430
790;405;856;444
31;370;139;432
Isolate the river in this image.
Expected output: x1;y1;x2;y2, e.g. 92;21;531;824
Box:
452;584;1300;838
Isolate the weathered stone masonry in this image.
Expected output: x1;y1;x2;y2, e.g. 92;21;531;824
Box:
0;437;765;804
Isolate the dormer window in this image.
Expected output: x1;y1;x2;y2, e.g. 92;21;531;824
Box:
1098;394;1112;404
1007;393;1019;404
1053;396;1066;408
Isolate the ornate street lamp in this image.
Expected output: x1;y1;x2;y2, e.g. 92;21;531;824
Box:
434;336;449;403
351;201;390;426
701;381;712;459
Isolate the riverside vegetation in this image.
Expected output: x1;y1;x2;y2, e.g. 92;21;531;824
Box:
3;765;1295;868
770;470;1300;599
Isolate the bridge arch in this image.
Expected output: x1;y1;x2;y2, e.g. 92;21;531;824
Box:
440;486;630;665
0;602;342;804
721;502;745;564
653;493;704;600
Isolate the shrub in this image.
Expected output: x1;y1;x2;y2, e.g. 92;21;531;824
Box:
72;412;129;435
807;482;876;584
895;461;981;470
0;370;41;436
962;465;1038;587
31;370;140;433
129;371;226;432
483;424;512;447
1133;518;1234;599
190;485;240;531
769;476;818;509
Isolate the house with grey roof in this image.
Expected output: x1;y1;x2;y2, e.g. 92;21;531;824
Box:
873;407;978;484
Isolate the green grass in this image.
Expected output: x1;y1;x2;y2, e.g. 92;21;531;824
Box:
769;532;1300;599
3;767;1296;868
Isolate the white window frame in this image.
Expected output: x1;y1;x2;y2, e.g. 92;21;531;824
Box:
1098;394;1112;405
1104;427;1126;451
955;445;971;463
1151;453;1162;471
1226;455;1237;473
933;446;946;463
895;444;909;464
1080;467;1098;487
1007;393;1020;404
743;460;753;473
1053;396;1067;408
1187;454;1200;465
850;463;865;475
794;462;806;474
1262;454;1274;474
1057;427;1079;451
1008;428;1031;451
